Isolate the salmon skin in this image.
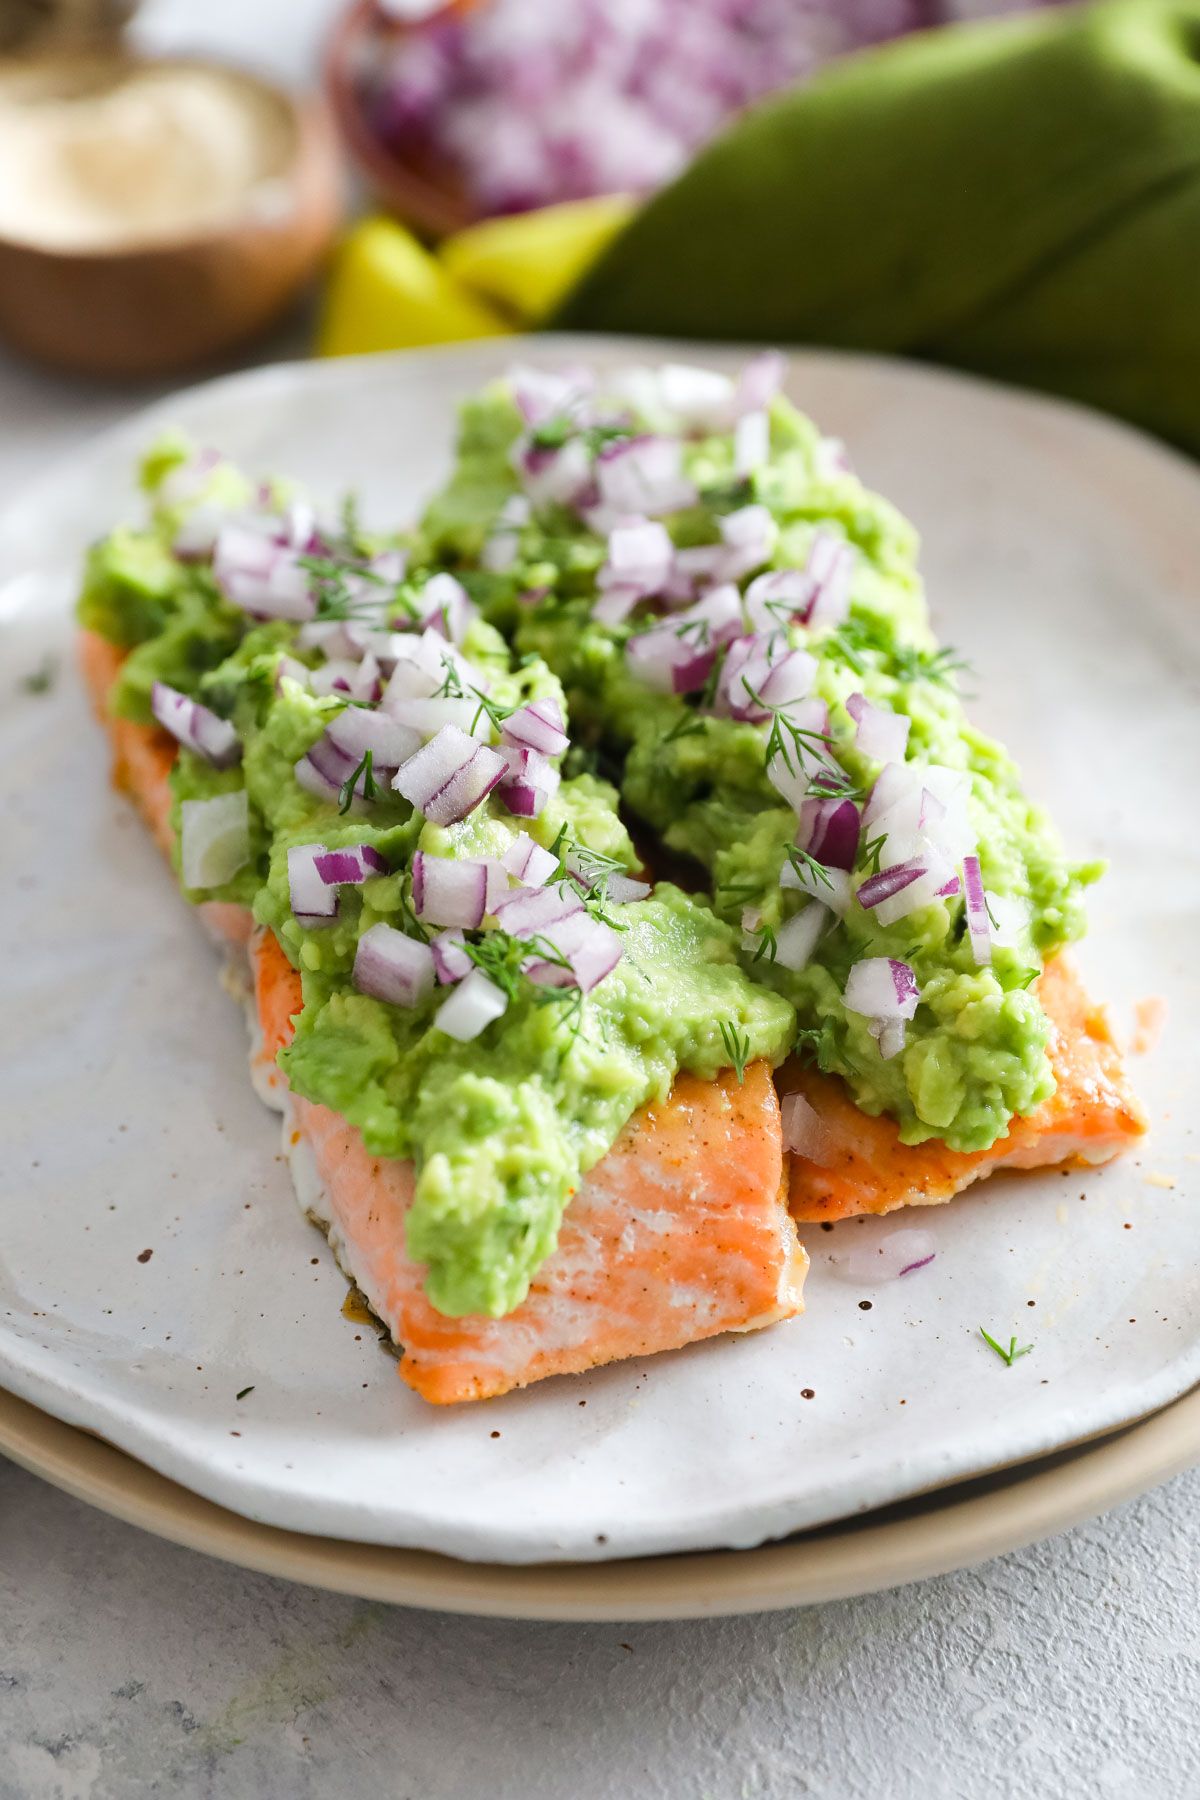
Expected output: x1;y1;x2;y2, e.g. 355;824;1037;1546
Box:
786;955;1146;1223
79;629;807;1401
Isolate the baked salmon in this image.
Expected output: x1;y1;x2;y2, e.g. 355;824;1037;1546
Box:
786;955;1146;1223
253;930;805;1403
80;629;808;1401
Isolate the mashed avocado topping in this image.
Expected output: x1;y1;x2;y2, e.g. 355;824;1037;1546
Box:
414;361;1101;1155
78;433;794;1319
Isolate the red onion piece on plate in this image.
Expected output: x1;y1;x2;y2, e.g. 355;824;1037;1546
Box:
833;1228;938;1286
780;1091;838;1165
353;922;435;1008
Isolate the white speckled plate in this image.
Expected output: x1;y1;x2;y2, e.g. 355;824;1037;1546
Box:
0;339;1196;1566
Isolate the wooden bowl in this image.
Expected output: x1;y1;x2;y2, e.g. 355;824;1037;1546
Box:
0;53;342;378
324;0;475;241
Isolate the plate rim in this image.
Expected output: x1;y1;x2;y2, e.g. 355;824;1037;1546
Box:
3;1382;1197;1620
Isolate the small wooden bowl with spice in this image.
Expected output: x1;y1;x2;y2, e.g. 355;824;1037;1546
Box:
0;51;342;377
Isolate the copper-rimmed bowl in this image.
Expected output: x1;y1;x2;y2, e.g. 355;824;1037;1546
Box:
0;52;342;377
324;0;476;240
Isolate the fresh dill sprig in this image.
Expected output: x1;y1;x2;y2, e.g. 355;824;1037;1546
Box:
461;928;588;1045
792;1024;825;1060
890;644;972;689
433;662;465;699
235;1385;255;1401
338;749;378;815
674;618;711;645
299;553;387;622
979;1327;1032;1368
860;832;888;877
719;1019;751;1084
664;710;707;745
717;875;764;905
468;686;515;736
785;845;834;891
21;654;58;696
757;698;837;779
749;921;778;965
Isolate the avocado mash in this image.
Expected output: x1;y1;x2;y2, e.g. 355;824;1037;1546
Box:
79;435;794;1319
414;360;1101;1156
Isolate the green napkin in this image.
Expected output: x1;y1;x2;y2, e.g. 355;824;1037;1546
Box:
557;0;1200;455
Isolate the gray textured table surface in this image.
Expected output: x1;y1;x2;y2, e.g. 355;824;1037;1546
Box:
2;4;1198;1796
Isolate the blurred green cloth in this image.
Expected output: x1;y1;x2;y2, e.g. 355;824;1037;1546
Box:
557;0;1200;455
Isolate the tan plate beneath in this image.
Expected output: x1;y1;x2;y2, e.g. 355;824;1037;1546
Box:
2;1384;1198;1621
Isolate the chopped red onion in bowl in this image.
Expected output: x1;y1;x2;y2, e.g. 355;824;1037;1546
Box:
780;1090;838;1164
832;1227;938;1286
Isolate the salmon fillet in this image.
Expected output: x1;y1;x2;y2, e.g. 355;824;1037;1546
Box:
80;628;807;1400
253;930;806;1402
786;955;1146;1223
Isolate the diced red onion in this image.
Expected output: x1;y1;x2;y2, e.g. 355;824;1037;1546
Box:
173;500;230;560
431;928;471;985
844;957;920;1060
509;364;593;428
501;696;568;757
392;724;506;826
353;922;435;1008
846;692;910;764
815;437;853;480
502;832;559;886
780;855;852;916
962;853;992;966
797;797;860;872
780;1091;838;1164
493;882;584;939
325;706;421;770
512;435;594;510
179;790;249;890
742;568;813;635
288;843;338;924
381;631;463;707
275;655;311;695
434;968;508;1041
150;681;241;769
313;844;388;887
418;572;476;644
412;850;489;928
626;624;714;696
733;409;770;478
605;874;651;905
657;362;736;431
496;745;561;818
594;435;696;518
524;912;623;993
310;656;381;702
803;532;854;628
774;903;827;972
732;351;786;418
834;1227;937;1285
857;860;926;911
857;850;957;927
387;695;489;742
717;504;777;580
598;518;674;607
213;521;314;622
